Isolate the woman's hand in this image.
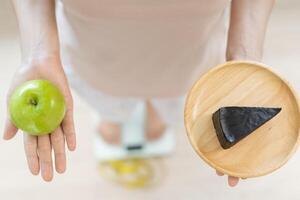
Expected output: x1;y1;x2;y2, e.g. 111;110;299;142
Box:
3;56;76;182
220;0;274;187
216;171;240;187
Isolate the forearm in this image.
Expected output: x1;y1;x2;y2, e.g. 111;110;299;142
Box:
226;0;275;61
12;0;59;62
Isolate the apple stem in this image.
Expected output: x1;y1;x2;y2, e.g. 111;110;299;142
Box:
30;98;37;106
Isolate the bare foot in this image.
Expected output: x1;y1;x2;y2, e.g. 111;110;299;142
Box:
97;101;166;145
97;121;121;145
145;101;166;141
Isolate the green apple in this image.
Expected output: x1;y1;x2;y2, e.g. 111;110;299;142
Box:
9;80;66;136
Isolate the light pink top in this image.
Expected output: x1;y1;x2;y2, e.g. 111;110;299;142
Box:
56;0;229;98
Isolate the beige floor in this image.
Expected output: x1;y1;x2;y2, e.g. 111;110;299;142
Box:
0;1;300;200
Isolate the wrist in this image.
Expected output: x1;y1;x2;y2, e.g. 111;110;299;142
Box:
22;53;62;70
23;48;60;62
226;53;262;62
226;47;263;62
21;33;61;65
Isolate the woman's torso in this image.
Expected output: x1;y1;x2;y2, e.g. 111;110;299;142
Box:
56;0;229;97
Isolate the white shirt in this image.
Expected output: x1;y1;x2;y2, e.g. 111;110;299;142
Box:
56;0;229;97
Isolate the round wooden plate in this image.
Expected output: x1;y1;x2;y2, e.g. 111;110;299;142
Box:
184;61;300;178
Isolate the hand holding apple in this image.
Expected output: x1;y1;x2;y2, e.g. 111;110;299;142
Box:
9;80;66;135
3;56;76;182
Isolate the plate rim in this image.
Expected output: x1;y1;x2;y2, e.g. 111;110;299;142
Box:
184;60;300;178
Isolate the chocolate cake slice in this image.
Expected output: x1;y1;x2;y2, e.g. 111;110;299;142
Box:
212;107;281;149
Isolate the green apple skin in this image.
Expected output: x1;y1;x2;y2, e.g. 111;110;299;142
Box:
9;80;66;136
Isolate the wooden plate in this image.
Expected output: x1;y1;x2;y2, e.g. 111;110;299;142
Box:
184;61;300;178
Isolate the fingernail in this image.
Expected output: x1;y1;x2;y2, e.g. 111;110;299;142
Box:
69;146;76;151
56;164;66;174
41;164;53;182
56;157;66;174
69;141;76;151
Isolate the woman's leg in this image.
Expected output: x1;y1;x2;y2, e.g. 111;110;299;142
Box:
66;67;138;144
150;96;185;129
66;67;179;144
145;100;167;141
